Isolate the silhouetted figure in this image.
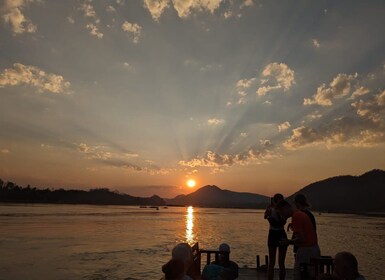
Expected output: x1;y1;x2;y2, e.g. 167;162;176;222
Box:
333;252;366;280
264;193;287;280
171;243;194;280
288;194;318;256
276;200;320;280
202;243;238;280
162;259;185;280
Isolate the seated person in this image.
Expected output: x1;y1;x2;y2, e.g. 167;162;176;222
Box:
332;252;366;280
162;259;185;280
202;243;239;280
171;243;194;280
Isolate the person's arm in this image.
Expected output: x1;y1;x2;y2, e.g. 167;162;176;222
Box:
264;207;271;219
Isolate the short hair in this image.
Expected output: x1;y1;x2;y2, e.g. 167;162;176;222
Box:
335;252;358;271
275;200;292;210
273;193;284;203
172;243;192;268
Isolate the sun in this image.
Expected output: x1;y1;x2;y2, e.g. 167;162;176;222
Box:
186;179;196;188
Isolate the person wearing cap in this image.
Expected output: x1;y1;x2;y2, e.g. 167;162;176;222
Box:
276;199;320;280
202;243;239;280
294;194;316;231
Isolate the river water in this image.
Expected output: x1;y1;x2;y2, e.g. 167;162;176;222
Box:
0;204;384;279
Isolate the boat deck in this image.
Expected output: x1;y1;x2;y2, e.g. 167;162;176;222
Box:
238;268;294;280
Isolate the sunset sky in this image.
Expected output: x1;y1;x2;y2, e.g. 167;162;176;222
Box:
1;0;384;198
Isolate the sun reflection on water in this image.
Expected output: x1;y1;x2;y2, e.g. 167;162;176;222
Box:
186;206;194;244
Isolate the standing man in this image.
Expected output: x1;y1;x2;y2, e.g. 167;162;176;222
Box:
276;198;320;280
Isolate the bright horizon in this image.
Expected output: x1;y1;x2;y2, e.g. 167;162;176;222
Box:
1;0;385;198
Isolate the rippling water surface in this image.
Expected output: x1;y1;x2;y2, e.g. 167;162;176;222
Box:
0;204;384;279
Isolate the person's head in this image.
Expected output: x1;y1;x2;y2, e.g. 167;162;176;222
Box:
162;259;185;280
171;243;192;273
218;243;231;263
275;200;294;220
294;193;310;209
333;252;360;280
272;193;284;205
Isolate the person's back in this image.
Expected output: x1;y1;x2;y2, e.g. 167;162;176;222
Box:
162;259;185;280
211;259;238;280
292;210;318;247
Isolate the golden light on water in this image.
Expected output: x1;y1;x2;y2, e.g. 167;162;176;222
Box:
186;206;194;244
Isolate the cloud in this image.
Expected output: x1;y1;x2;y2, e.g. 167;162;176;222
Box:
240;0;254;8
284;119;385;149
256;62;295;96
178;146;279;169
278;121;291;132
172;0;222;18
122;62;135;72
351;90;385;123
200;64;223;72
207;118;225;126
141;0;254;20
351;86;370;99
285;91;385;149
1;0;37;34
122;21;142;43
304;73;358;106
0;63;71;94
312;39;320;48
78;1;104;39
106;5;116;13
79;2;96;18
236;77;256;90
143;0;169;21
67;16;75;24
76;142;171;175
86;23;103;39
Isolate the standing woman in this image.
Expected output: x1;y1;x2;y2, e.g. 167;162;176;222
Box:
264;194;288;280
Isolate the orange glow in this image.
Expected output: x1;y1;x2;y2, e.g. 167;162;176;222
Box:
186;179;196;188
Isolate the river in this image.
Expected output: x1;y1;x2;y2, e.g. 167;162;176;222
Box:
0;204;384;279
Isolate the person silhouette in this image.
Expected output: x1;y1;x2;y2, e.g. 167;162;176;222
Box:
162;259;185;280
276;200;320;280
264;193;288;280
202;243;238;280
333;252;366;280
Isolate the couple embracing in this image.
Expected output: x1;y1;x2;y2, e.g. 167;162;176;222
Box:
264;193;319;280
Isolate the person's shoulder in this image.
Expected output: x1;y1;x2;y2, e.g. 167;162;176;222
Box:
355;275;366;280
293;210;306;218
229;261;238;268
182;275;193;280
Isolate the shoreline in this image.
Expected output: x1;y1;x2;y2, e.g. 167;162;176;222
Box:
1;201;384;217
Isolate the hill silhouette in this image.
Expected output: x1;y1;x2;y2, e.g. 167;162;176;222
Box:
1;169;384;212
288;169;385;213
167;185;269;208
0;180;165;206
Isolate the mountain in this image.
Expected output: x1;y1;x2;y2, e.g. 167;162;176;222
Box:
0;181;165;206
167;185;269;208
287;169;385;213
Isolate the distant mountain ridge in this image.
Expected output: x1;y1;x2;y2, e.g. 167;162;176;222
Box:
1;169;384;212
167;185;269;208
287;169;385;213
